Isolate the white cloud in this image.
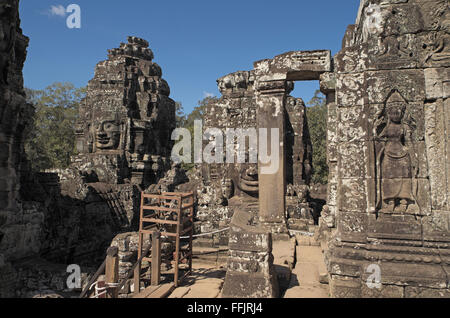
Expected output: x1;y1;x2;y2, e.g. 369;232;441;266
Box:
203;91;215;98
48;5;66;17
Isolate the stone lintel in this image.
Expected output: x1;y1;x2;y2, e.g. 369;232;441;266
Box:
254;50;332;81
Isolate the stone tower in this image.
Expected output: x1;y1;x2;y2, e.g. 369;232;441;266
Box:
74;36;176;187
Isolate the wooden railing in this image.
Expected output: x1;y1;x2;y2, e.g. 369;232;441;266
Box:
79;246;119;298
79;191;194;298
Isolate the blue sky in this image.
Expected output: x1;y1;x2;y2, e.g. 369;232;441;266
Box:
20;0;360;114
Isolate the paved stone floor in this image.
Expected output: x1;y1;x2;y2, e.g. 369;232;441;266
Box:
168;233;330;298
168;264;226;298
283;235;330;298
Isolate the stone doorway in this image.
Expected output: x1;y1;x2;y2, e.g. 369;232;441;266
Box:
252;50;334;236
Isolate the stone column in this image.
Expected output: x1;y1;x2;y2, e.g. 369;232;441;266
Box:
222;209;279;298
320;72;337;229
255;77;289;237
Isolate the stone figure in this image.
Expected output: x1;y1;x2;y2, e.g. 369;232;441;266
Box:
221;178;234;201
361;3;385;44
425;9;450;64
374;90;419;214
95;118;121;150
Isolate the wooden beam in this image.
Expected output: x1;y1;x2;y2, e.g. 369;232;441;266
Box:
105;246;119;298
151;231;161;286
79;259;106;298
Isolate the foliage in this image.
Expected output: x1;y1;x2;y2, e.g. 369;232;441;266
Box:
306;90;328;184
24;82;86;171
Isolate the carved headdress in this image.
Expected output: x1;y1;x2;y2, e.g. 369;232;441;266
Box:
386;90;406;109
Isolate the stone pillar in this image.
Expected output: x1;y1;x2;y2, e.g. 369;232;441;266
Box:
254;76;289;237
320;72;337;229
222;209;279;298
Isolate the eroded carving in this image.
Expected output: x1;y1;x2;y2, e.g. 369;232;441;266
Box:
374;90;420;214
94;118;122;150
424;8;450;65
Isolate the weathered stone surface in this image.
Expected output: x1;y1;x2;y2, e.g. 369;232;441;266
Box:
329;275;361;298
404;286;450;298
74;36;175;188
254;50;331;82
0;24;178;295
0;0;33;297
327;0;450;298
361;284;404;298
222;210;278;298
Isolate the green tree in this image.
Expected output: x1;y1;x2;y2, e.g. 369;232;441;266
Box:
24;82;86;171
306;90;328;184
185;96;218;127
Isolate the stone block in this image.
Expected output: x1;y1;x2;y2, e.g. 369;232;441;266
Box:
425;99;449;210
222;271;278;298
338;141;369;178
422;211;450;242
365;70;425;104
337;106;368;142
424;68;450;100
336;73;365;107
368;213;422;241
338;178;367;212
405;286;450;298
361;284;404;298
334;44;368;74
337;212;368;243
330;275;361;298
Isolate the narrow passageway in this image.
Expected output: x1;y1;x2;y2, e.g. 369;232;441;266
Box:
284;235;329;298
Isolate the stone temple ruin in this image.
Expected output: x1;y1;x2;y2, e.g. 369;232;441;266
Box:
195;69;314;248
0;0;449;298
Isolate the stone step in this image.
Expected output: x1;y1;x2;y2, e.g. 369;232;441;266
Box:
283;244;330;298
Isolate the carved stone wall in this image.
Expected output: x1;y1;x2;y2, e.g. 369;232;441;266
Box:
0;0;34;297
326;0;450;298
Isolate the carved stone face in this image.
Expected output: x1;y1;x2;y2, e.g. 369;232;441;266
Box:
386;103;405;124
362;3;384;41
221;178;234;200
95;120;121;150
